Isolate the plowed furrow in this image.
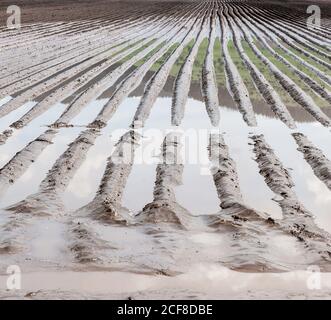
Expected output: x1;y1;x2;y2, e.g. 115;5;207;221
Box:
201;12;221;127
227;11;295;128
218;7;257;126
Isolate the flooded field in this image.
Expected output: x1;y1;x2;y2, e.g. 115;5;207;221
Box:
0;0;331;299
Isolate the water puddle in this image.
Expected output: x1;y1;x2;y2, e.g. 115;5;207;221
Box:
0;92;330;277
0;102;67;168
258;118;331;233
0;127;82;208
1;265;331;299
1;93;329;225
28;218;69;263
0;96;12;108
69;98;108;127
0;101;36;133
63;97;141;210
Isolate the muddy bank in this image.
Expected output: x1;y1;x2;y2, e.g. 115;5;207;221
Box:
293;133;331;191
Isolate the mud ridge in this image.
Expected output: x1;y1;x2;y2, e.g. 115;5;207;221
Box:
0;129;56;197
252;134;331;263
68;131;141;263
131;11;206;128
138;132;191;227
292;132;331;191
206;133;290;272
0;129;13;145
201;12;221;127
218;7;257;127
239;21;331;127
227;11;296;129
171;14;208;126
89;18;198;129
6;129;99;215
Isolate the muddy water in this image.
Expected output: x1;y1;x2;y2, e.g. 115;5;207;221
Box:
126;95;330;225
63;97;140;210
0;101;36;133
61;94;331;228
0;127;81;208
2;266;331;299
0;102;68;168
0;97;12;109
0;93;331;297
1;95;330;223
124;96;221;216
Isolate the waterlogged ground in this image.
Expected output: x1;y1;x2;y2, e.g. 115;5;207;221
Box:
0;0;331;299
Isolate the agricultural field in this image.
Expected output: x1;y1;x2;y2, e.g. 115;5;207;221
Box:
0;0;331;299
